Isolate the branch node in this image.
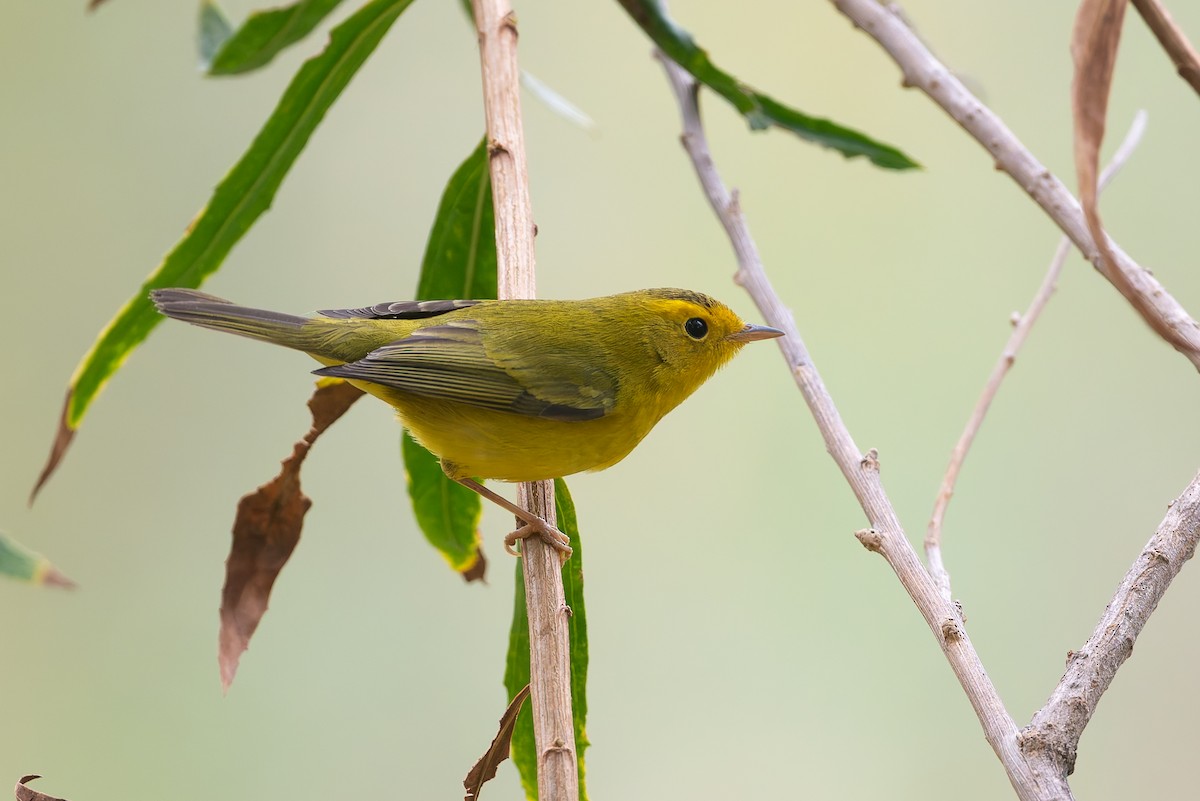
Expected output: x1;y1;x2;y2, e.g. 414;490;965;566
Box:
544;737;571;755
855;528;884;552
860;447;880;471
726;190;742;219
940;617;964;643
501;10;519;36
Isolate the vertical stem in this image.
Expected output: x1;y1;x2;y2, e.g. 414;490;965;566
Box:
471;1;579;799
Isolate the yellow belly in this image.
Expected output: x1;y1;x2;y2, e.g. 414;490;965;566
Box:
351;380;652;482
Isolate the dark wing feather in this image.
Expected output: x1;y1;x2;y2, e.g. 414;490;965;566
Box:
317;299;480;320
311;321;608;421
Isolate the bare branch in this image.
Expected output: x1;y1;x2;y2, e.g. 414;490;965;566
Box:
1132;0;1200;95
471;2;578;799
1021;471;1200;778
925;112;1149;601
831;0;1200;371
661;5;1198;798
656;52;1060;801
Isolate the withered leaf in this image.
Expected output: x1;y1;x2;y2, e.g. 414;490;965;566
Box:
1131;0;1200;95
218;380;363;691
463;685;531;801
28;393;75;506
1072;0;1189;351
460;546;487;584
1072;0;1129;278
15;776;68;801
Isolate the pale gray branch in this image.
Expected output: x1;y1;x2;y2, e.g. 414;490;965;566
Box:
1021;471;1200;779
658;5;1200;799
830;0;1200;371
925;112;1149;602
656;53;1057;801
471;2;578;800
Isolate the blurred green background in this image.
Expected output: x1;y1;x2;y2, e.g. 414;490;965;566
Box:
3;1;1199;799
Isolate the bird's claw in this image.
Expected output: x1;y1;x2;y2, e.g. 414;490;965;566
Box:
503;519;573;560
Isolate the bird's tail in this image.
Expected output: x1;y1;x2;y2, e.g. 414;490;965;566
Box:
151;288;317;352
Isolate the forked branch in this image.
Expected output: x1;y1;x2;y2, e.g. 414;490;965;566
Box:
925;112;1149;601
658;37;1199;801
1021;471;1200;778
656;53;1050;801
830;0;1200;371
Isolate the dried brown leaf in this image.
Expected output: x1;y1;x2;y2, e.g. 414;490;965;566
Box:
1072;0;1128;256
1070;0;1185;349
218;380;363;691
28;393;75;506
460;546;488;583
41;568;78;590
1132;0;1200;94
463;685;531;801
15;776;68;801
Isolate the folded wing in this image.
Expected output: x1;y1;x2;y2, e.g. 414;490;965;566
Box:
313;320;616;422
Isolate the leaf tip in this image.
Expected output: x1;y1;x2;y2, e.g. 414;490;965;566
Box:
460;546;488;583
30;393;78;506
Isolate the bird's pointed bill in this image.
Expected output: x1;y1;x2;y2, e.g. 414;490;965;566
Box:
728;323;784;342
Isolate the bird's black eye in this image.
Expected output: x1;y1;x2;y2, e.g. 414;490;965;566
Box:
684;317;708;340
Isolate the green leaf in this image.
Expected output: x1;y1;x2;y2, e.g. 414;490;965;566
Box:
616;0;919;170
413;138;497;302
504;479;589;799
208;0;347;76
197;1;235;71
402;432;482;572
557;479;590;798
0;531;74;588
32;0;415;501
401;137;497;575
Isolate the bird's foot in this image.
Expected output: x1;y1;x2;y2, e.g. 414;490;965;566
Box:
504;519;573;560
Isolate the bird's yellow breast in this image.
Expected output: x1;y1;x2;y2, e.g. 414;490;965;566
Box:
357;381;659;481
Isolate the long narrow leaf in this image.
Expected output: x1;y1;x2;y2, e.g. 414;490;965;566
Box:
616;0;918;169
32;0;415;501
402;138;497;577
402;432;484;574
0;531;75;588
197;1;235;70
504;479;589;799
208;0;347;76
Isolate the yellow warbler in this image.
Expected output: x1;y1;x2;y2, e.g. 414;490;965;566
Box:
151;288;782;555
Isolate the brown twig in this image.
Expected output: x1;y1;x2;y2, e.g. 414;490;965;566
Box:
925;112;1149;601
470;2;578;800
830;0;1200;372
1021;471;1200;779
1132;0;1200;95
656;52;1056;801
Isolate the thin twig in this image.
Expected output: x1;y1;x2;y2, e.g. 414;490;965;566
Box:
470;2;578;800
656;52;1058;801
1132;0;1200;95
925;112;1149;601
831;0;1200;372
1021;471;1200;778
